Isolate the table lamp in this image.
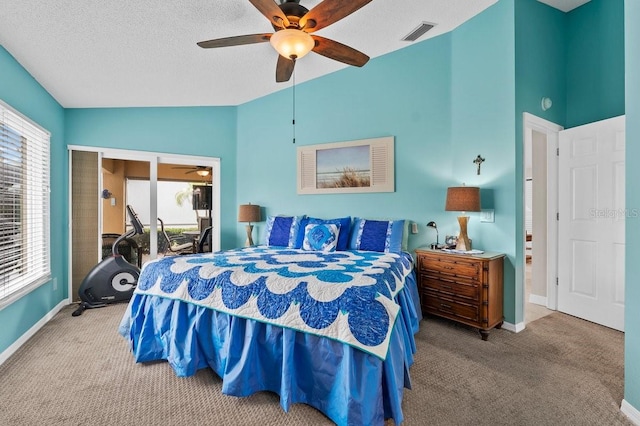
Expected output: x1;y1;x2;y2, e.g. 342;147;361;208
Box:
238;203;261;247
426;221;439;249
445;186;481;251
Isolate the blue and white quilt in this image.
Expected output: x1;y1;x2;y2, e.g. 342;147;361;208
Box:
134;246;413;360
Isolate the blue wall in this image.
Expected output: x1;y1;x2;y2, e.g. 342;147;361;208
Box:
625;0;640;413
450;0;517;322
65;107;239;249
516;0;567;127
0;47;66;354
237;4;519;309
510;0;624;325
566;0;625;128
513;0;567;323
237;33;454;250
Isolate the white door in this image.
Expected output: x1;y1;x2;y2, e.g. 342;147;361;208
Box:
558;115;625;331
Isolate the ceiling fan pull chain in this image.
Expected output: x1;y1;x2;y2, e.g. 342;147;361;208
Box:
292;63;296;144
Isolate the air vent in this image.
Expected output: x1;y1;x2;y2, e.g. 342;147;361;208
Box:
402;22;436;42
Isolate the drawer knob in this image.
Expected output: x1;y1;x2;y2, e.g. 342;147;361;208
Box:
440;303;452;309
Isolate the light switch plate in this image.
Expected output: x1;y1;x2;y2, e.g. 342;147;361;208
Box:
480;209;495;223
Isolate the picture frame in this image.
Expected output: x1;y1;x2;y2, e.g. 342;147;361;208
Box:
297;136;395;195
445;235;458;248
445;235;471;249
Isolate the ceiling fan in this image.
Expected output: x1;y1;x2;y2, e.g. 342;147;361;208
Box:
197;0;372;82
172;165;211;177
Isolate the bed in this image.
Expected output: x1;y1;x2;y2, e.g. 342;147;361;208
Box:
119;216;422;425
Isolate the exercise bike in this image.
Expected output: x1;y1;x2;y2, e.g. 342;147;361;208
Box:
72;205;144;317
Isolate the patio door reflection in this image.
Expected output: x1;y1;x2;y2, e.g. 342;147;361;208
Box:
68;146;220;301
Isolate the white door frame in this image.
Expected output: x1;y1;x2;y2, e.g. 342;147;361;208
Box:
522;113;563;314
67;145;221;302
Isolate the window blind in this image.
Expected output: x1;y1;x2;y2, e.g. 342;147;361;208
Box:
0;100;51;304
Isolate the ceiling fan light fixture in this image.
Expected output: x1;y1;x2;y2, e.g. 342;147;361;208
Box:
196;169;210;177
270;29;314;60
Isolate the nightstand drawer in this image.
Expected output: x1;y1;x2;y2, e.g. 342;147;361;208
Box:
423;291;480;323
419;256;482;280
420;274;479;301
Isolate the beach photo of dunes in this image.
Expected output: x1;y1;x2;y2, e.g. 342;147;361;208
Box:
316;144;371;189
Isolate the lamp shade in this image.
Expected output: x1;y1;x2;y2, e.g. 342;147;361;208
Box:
238;204;261;223
269;29;315;59
445;186;481;212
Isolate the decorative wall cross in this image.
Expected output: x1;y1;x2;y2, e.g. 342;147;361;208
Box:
473;155;485;175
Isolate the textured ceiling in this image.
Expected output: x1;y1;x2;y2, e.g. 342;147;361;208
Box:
0;0;585;108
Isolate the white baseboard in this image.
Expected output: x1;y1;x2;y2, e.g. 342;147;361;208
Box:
501;321;525;333
622;400;640;425
0;299;69;366
528;294;547;306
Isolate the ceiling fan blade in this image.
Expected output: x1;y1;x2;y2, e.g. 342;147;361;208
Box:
276;55;295;82
197;33;271;49
300;0;372;33
249;0;290;28
311;36;369;67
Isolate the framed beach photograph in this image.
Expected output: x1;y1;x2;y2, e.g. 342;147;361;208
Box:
297;136;394;194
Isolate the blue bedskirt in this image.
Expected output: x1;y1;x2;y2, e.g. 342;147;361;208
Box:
119;270;422;425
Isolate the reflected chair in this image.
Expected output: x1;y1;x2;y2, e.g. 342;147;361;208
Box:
158;218;195;255
196;226;213;253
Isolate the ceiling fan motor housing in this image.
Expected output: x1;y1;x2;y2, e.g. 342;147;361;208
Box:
276;1;309;29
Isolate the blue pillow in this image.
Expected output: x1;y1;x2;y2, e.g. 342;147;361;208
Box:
302;223;340;252
295;216;351;250
264;215;304;247
349;218;405;253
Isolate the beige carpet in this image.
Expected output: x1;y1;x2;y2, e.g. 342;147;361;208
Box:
0;303;632;426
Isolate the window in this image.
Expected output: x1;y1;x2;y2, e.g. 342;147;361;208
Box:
0;100;51;306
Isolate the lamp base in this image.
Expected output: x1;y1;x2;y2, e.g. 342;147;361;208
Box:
455;215;472;251
245;224;254;247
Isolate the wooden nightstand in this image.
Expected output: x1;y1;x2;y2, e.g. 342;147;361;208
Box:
415;248;505;340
